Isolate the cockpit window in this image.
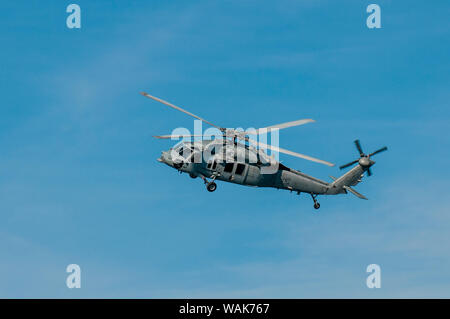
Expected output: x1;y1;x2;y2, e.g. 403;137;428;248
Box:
175;143;197;160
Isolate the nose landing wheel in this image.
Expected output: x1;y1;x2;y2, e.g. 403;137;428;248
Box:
310;193;320;210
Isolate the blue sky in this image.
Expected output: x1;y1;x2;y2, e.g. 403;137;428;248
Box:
0;0;449;298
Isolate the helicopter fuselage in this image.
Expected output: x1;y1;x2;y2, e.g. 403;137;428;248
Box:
156;140;364;197
143;92;386;209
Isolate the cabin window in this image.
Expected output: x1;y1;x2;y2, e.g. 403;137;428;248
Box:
235;163;245;175
207;161;212;169
178;148;183;156
212;161;217;170
211;147;215;155
224;162;234;173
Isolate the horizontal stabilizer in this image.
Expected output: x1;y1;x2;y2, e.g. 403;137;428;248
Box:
343;185;368;200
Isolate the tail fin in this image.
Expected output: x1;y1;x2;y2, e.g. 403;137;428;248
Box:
329;139;387;200
328;167;368;200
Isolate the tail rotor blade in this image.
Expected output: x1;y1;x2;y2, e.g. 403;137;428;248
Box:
339;159;359;170
341;140;387;175
369;146;388;157
354;139;364;156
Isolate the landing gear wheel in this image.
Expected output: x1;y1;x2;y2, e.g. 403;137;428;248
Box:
207;182;217;192
310;193;320;210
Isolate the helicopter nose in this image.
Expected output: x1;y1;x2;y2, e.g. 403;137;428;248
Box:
158;151;173;166
157;151;165;163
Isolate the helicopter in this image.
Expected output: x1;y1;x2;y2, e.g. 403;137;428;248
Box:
141;92;387;209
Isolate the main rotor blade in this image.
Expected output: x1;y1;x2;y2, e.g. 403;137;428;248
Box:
339;159;359;170
369;146;388;157
140;92;223;131
153;134;209;139
354;140;364;156
254;119;315;134
247;138;335;167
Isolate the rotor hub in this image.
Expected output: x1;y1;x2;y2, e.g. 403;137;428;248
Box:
358;157;373;167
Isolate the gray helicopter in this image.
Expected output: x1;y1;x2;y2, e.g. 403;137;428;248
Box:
142;92;387;209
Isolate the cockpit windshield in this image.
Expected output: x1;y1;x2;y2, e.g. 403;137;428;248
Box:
171;142;201;163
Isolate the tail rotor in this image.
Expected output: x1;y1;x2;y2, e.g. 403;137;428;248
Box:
339;140;387;176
